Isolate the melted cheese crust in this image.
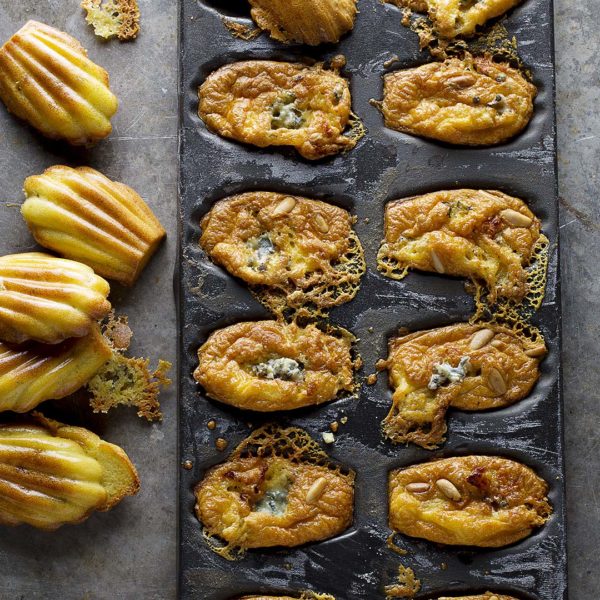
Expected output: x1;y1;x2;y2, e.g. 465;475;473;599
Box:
200;192;365;314
196;455;354;549
382;56;536;146
198;61;356;160
438;595;519;600
194;320;356;412
388;0;522;38
382;322;546;448
389;456;552;547
249;0;357;45
378;189;542;303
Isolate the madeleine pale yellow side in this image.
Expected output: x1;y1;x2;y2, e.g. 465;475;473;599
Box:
0;21;118;145
22;166;166;286
0;252;111;344
0;414;139;529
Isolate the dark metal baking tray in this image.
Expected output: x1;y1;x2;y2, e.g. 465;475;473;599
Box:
177;0;566;598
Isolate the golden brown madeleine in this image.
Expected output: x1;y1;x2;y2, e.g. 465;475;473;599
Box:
382;322;546;448
198;60;358;160
22;166;166;286
438;595;519;600
382;56;536;146
387;0;522;38
195;426;354;553
378;189;543;304
0;252;111;345
389;455;552;547
248;0;357;45
0;324;112;413
194;320;357;412
0;414;139;529
0;21;118;145
200;192;365;314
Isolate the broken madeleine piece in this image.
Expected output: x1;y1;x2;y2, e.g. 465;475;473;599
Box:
195;426;354;555
0;253;111;345
438;595;519;600
382;56;536;145
0;414;139;529
22;166;166;286
248;0;357;45
0;21;118;145
194;320;357;412
198;60;359;160
387;0;522;38
200;192;365;315
0;324;112;414
381;322;546;449
378;189;544;304
81;0;140;41
389;455;552;547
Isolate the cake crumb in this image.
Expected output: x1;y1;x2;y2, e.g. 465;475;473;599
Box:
322;432;335;444
330;421;339;433
207;420;217;430
215;438;229;451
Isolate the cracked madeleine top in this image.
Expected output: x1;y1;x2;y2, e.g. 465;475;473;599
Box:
194;320;358;412
195;435;354;550
389;455;552;547
198;60;358;160
0;21;118;145
378;189;543;304
200;192;365;315
387;0;522;38
249;0;357;45
381;322;547;449
382;56;536;146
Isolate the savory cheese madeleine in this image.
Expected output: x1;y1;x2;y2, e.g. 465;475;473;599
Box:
381;322;546;449
194;320;357;411
0;253;111;344
0;324;112;414
195;426;354;552
198;60;359;159
248;0;357;45
438;595;519;600
0;414;139;529
382;56;536;146
378;189;544;304
387;0;522;38
200;192;365;314
0;21;118;145
389;455;552;547
22;166;166;286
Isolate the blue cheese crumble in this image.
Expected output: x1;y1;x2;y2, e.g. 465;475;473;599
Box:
428;356;471;390
252;357;304;382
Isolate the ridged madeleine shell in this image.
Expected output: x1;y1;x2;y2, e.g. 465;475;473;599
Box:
0;20;118;145
0;252;111;344
0;414;139;529
22;166;166;286
0;325;112;413
249;0;357;45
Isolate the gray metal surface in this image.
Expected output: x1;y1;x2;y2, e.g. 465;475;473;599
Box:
0;0;594;599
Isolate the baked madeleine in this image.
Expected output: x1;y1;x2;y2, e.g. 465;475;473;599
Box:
378;189;544;304
198;60;359;160
387;0;522;38
381;322;546;449
389;455;552;547
0;21;118;145
0;253;111;344
438;595;519;600
200;192;365;315
22;166;166;286
248;0;357;45
382;56;536;146
194;320;357;412
195;426;354;553
0;414;139;529
0;324;111;413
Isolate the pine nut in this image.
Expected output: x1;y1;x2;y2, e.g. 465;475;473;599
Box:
272;196;296;217
469;328;495;350
435;478;461;501
500;208;532;228
406;482;431;494
313;214;329;234
487;367;507;395
306;477;328;503
430;249;445;274
525;344;547;358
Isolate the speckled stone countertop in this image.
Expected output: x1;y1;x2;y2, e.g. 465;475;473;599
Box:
0;0;593;598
